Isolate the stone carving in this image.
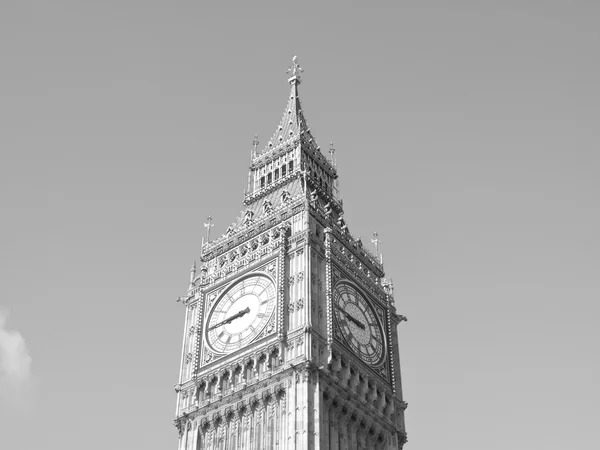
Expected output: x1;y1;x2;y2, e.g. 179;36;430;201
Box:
266;318;275;333
243;210;254;226
263;200;273;214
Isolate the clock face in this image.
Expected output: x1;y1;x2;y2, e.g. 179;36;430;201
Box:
206;275;276;354
333;282;385;365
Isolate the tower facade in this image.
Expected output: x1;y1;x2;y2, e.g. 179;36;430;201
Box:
174;57;407;450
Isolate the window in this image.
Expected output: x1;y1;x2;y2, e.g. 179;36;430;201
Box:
267;173;272;184
260;177;265;189
255;423;262;450
267;417;275;450
245;363;254;380
289;161;294;172
196;384;205;403
274;169;279;181
281;165;286;177
221;376;229;392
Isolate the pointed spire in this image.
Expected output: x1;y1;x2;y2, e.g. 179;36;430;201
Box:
372;232;383;264
189;260;196;285
204;216;214;242
252;134;259;159
262;56;314;154
329;142;336;168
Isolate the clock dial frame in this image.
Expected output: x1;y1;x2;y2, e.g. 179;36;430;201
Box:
333;282;385;365
205;274;276;354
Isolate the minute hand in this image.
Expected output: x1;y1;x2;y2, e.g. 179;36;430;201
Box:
209;307;250;331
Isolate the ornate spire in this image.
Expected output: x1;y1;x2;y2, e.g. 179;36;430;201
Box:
329;142;336;167
204;216;214;242
371;232;383;264
252;134;259;158
189;260;196;286
261;56;315;155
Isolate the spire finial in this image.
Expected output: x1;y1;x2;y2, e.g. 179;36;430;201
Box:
372;232;383;264
204;216;214;242
286;56;304;84
329;142;336;167
252;134;259;158
189;260;196;285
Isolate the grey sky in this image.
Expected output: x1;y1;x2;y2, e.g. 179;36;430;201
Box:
1;1;599;449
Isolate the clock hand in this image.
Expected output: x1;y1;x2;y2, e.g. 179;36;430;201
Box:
209;307;251;331
336;305;366;330
345;313;366;330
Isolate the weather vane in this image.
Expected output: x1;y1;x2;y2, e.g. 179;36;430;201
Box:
286;56;304;80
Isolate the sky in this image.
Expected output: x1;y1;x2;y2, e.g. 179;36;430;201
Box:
1;1;599;449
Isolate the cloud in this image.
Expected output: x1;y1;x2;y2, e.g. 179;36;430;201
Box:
0;310;33;407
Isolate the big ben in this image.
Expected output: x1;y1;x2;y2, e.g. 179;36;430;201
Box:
174;57;408;450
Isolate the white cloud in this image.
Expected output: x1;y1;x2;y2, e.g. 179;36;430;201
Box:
0;310;33;406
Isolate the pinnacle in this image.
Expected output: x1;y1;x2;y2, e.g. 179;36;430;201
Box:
261;82;310;155
256;56;319;158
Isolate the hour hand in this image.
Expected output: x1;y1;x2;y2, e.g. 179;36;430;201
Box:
345;313;366;330
336;305;365;329
209;307;250;331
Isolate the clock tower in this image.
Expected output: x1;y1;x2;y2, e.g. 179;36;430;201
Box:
174;57;408;450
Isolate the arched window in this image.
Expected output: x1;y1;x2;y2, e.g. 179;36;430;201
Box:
255;421;262;450
196;429;203;450
267;417;275;450
196;383;206;403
